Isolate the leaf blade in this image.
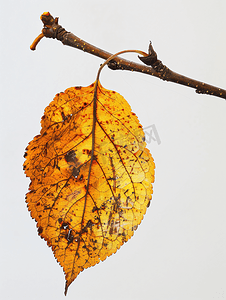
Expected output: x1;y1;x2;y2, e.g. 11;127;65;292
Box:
24;82;155;294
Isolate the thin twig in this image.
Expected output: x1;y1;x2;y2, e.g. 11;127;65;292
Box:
30;12;226;100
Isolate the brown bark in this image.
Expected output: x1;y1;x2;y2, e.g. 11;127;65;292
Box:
30;12;226;100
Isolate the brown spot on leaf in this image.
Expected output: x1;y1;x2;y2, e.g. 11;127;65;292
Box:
72;167;80;178
38;226;43;234
65;150;76;163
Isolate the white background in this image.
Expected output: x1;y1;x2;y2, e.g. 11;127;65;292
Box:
1;1;226;299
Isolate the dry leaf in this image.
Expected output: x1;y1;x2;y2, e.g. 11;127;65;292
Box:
24;81;155;294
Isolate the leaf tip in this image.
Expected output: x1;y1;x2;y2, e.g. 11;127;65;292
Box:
64;281;70;296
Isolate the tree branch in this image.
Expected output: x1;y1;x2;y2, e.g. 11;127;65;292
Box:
30;12;226;100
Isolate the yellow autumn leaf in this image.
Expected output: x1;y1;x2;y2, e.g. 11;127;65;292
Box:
24;50;155;295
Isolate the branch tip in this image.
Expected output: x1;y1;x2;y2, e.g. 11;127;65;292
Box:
30;12;59;51
40;12;56;27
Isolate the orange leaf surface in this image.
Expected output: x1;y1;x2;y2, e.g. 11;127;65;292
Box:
24;82;155;294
